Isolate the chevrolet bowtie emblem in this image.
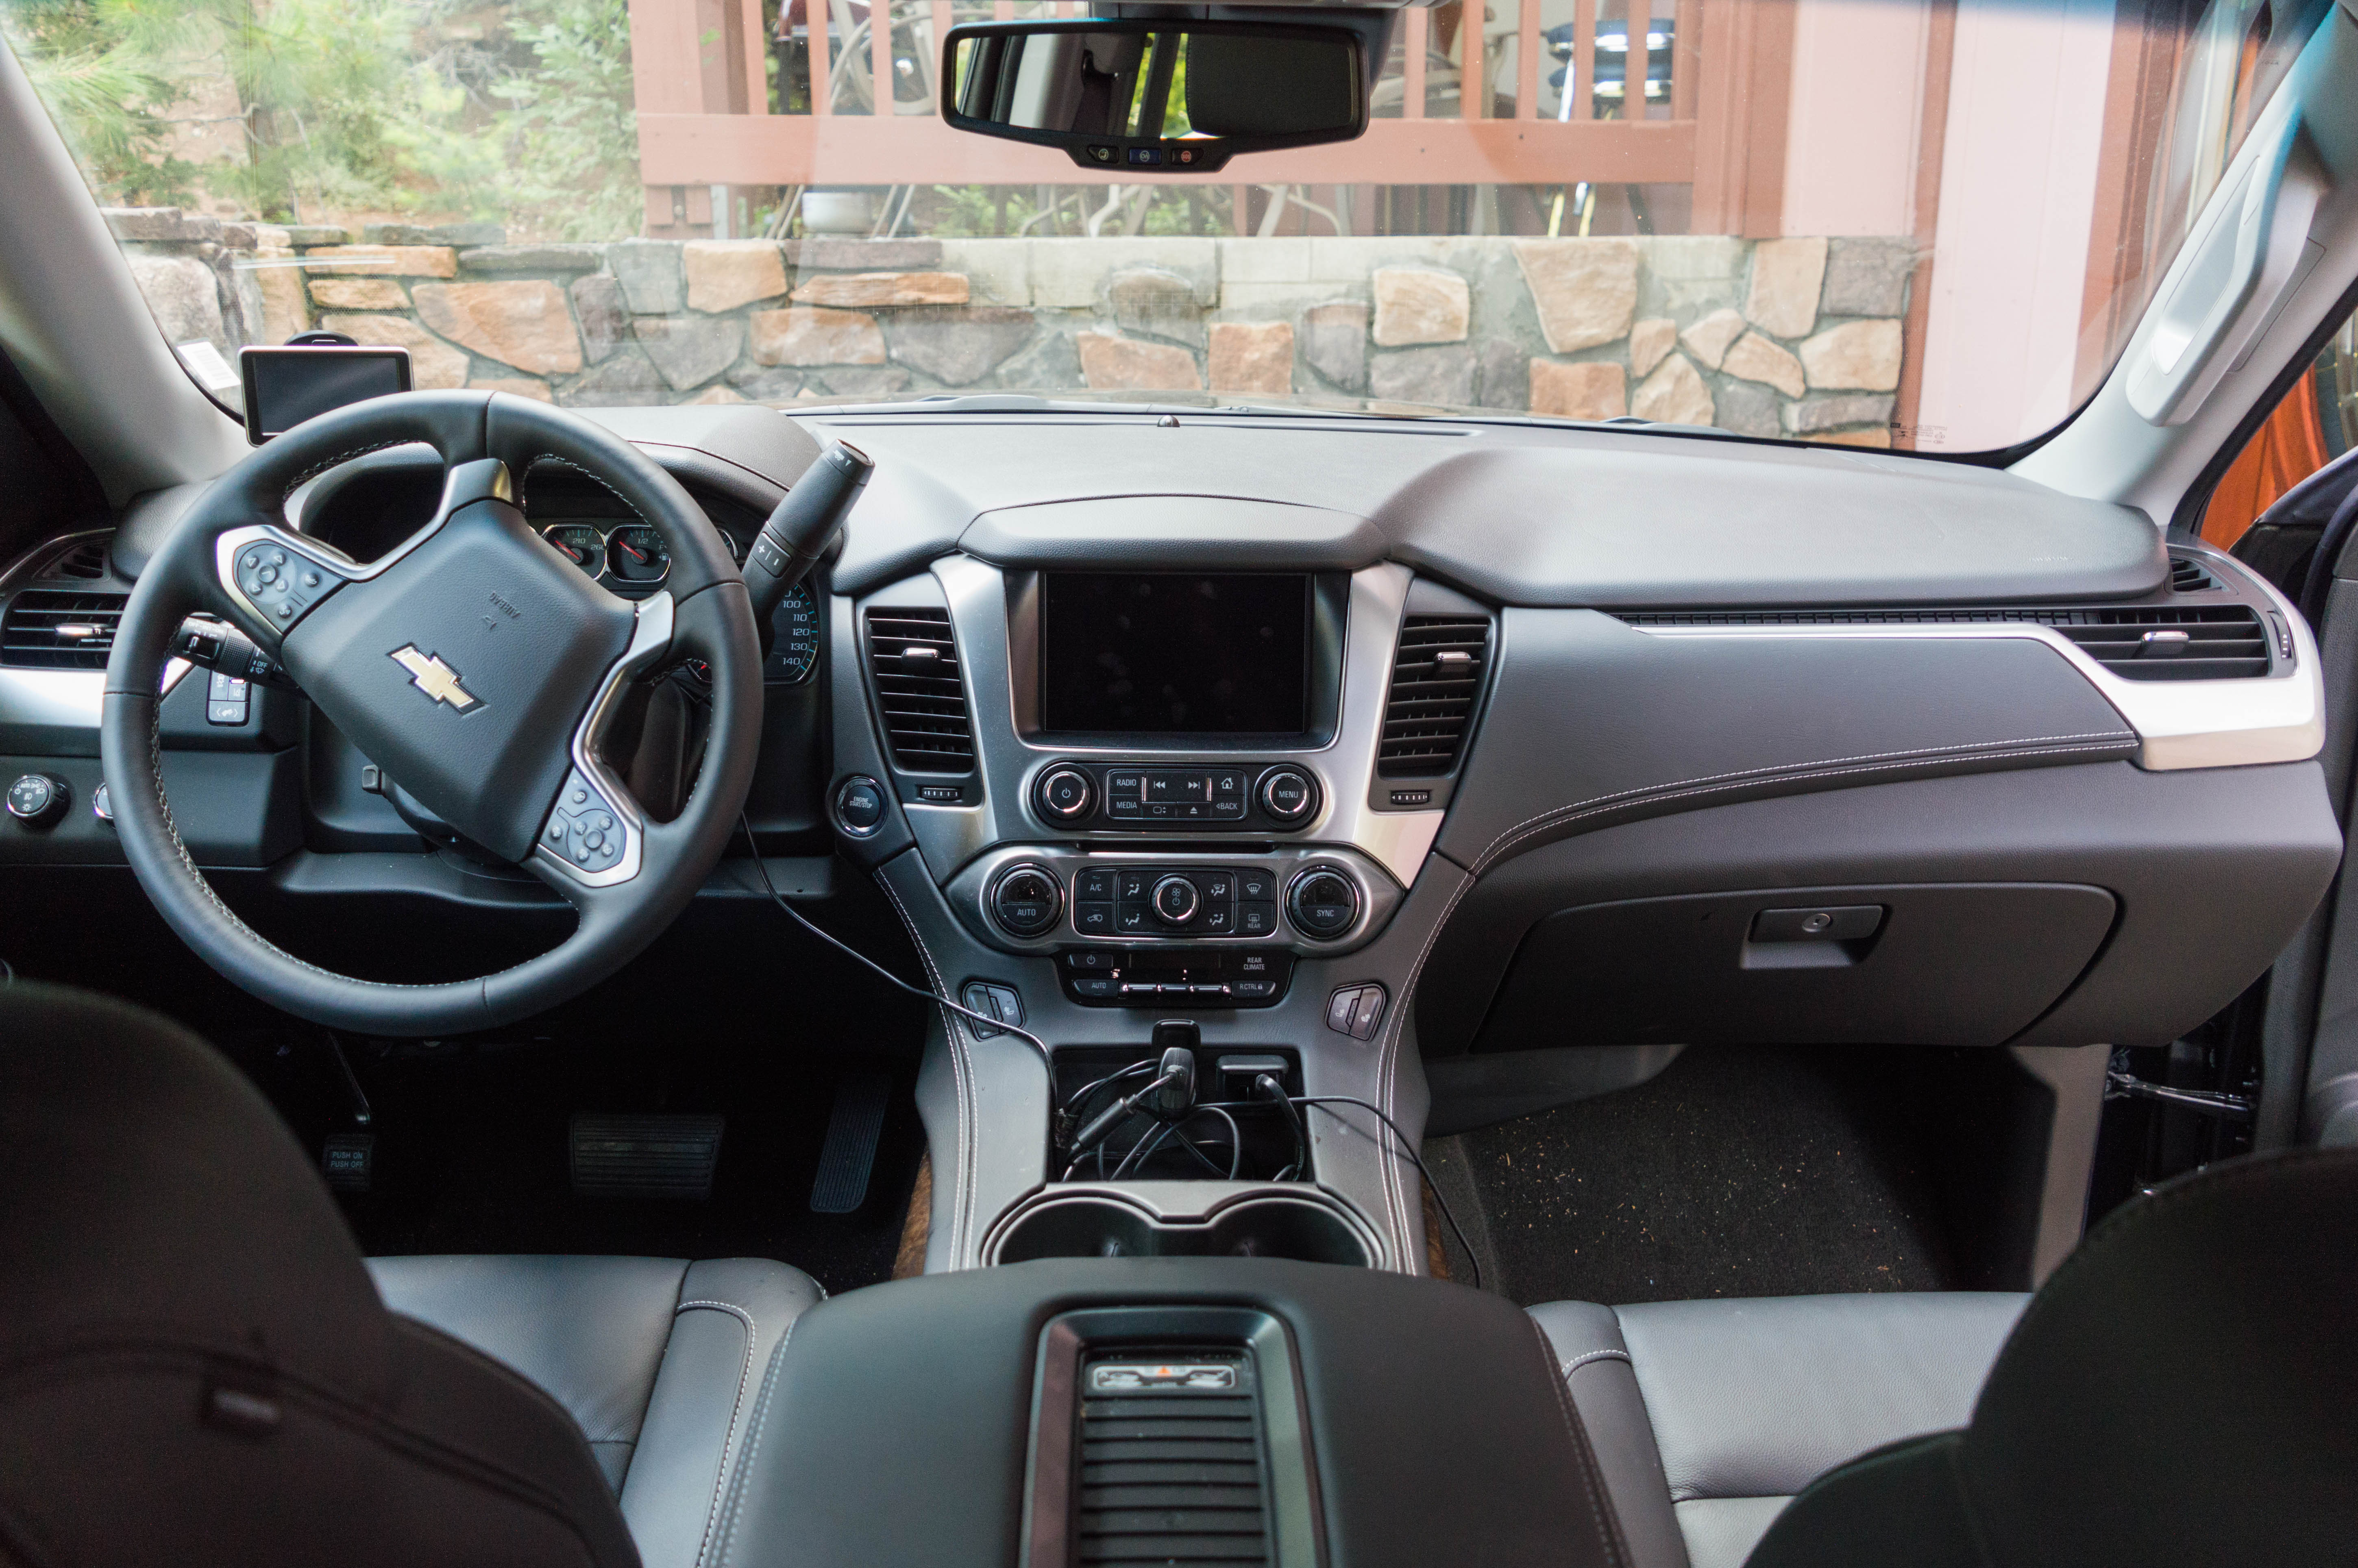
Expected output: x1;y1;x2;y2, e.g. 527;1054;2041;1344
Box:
389;645;481;712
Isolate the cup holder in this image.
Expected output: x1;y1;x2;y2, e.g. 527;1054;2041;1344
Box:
990;1193;1374;1267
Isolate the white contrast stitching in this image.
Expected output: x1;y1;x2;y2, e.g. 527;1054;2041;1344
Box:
875;867;972;1267
1531;1315;1630;1568
714;1319;798;1568
676;1298;758;1568
1470;730;2138;872
1562;1349;1633;1375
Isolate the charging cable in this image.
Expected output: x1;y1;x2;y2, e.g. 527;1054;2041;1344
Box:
739;815;1052;1065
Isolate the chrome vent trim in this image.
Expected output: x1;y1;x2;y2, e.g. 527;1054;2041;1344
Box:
1378;615;1490;777
2;589;126;669
866;605;975;772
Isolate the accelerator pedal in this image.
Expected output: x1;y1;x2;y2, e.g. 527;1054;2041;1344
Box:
810;1074;891;1214
570;1113;725;1200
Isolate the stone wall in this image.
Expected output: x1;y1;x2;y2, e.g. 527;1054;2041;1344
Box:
110;208;1912;446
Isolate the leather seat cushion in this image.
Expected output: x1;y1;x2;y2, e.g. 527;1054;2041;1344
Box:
370;1254;823;1568
1531;1292;2028;1568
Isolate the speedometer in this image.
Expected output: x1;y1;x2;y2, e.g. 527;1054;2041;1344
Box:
765;579;822;684
605;524;669;584
682;579;821;687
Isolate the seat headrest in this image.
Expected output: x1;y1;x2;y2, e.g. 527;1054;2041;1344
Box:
1962;1146;2358;1565
0;981;392;1403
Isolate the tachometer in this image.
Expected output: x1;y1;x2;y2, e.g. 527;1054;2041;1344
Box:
605;524;669;584
541;523;604;575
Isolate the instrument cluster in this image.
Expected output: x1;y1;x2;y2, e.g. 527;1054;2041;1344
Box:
537;519;821;686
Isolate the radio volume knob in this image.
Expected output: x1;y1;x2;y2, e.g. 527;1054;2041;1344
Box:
1037;767;1094;821
1258;767;1317;823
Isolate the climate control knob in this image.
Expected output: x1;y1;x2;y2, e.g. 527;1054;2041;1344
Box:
1258;767;1317;823
1036;766;1094;821
989;862;1064;938
1151;874;1200;926
1287;867;1360;939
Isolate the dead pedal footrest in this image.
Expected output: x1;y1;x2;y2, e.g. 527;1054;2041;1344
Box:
570;1113;725;1200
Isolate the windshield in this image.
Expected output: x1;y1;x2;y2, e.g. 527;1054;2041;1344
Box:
0;0;2329;452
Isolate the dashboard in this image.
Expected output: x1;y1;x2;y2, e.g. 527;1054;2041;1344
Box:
0;400;2344;1268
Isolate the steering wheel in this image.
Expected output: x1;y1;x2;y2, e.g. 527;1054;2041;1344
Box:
101;391;765;1035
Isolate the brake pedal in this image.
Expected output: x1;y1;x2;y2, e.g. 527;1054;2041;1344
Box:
810;1074;891;1214
570;1113;725;1200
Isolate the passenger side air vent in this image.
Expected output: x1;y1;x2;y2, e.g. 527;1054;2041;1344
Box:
2169;556;2221;593
1;589;126;669
47;539;109;580
865;606;974;771
1379;614;1490;776
1074;1353;1267;1566
2057;606;2270;681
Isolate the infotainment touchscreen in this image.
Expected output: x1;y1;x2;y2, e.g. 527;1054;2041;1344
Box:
1041;573;1310;734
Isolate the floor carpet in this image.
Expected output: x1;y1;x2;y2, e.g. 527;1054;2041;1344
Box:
1424;1045;1961;1307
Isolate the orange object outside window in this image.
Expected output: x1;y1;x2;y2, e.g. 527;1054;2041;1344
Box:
2201;372;2330;552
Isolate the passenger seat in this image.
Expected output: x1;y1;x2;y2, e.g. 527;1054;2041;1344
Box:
1528;1292;2027;1568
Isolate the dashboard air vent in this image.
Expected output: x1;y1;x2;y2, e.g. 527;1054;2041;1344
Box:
2057;606;2269;681
1075;1355;1267;1566
1379;614;1490;776
2169;557;2221;593
865;606;974;771
47;539;109;580
2;589;126;669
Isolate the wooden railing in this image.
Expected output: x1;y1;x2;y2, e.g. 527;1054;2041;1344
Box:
624;0;1794;236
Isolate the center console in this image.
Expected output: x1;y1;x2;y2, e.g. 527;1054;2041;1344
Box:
826;528;1494;1277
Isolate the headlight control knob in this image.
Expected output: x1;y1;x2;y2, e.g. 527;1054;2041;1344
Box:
6;773;70;829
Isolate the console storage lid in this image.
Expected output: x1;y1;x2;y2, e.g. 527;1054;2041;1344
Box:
718;1257;1619;1568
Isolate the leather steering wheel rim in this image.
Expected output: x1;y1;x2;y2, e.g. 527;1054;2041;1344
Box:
100;390;766;1035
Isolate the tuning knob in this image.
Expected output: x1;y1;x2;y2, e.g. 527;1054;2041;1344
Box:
1258;767;1317;823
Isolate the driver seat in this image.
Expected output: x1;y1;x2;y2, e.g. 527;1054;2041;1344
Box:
0;982;821;1568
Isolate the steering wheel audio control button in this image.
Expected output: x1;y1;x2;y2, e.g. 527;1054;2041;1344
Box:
541;767;629;877
225;528;346;640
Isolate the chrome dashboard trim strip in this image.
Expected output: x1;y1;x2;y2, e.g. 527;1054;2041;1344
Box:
1633;551;2323;773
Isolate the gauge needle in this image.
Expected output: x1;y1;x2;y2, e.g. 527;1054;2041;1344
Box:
621;542;647;562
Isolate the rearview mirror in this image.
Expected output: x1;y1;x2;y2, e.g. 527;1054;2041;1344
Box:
941;21;1368;174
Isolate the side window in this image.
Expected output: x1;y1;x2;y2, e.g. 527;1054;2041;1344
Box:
2202;310;2358;556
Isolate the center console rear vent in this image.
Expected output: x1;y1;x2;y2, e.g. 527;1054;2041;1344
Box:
865;605;974;772
1075;1352;1267;1567
2;589;126;669
1379;615;1490;776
